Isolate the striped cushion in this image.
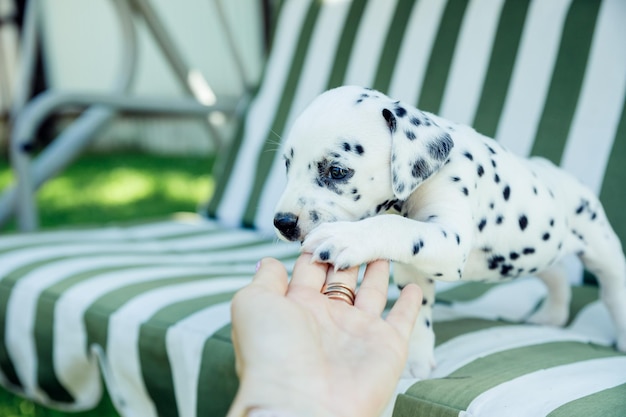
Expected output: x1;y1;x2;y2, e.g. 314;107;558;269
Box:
1;0;625;416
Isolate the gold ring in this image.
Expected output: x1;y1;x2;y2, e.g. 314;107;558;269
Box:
322;283;356;305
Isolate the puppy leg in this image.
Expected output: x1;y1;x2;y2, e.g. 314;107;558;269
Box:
574;204;626;351
394;263;436;379
527;263;571;326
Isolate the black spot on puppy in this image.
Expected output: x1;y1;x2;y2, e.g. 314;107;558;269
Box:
410;116;421;126
412;158;432;179
500;264;514;275
382;108;396;133
428;133;454;161
355;144;364;155
478;218;487;232
412;239;424;255
477;164;485;177
405;130;416;140
488;254;506;270
503;185;511;201
319;250;330;261
394;105;407;117
519;215;528;231
463;151;474;161
343;142;352;152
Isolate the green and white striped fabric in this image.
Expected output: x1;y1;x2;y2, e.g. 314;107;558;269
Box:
1;0;625;416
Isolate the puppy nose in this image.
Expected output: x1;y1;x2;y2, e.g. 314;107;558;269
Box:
273;212;301;241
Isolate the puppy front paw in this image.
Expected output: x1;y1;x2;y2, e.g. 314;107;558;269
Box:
302;221;373;269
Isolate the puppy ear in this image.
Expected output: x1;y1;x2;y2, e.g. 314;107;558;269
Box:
383;105;454;200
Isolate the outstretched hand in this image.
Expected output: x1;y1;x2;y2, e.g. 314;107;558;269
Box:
228;253;422;417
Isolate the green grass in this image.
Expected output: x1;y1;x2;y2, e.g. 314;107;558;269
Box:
0;152;216;231
0;151;216;415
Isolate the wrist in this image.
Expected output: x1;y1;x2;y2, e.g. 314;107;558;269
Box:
227;372;338;417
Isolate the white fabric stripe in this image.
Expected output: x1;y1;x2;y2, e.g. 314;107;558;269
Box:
567;300;616;346
0;219;217;251
255;0;352;233
439;0;506;125
388;0;448;103
106;279;249;417
433;278;547;323
343;0;398;87
460;357;626;417
166;302;232;417
495;0;573;156
0;230;265;278
560;0;626;193
216;0;310;228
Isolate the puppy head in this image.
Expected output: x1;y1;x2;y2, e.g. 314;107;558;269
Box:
273;86;454;242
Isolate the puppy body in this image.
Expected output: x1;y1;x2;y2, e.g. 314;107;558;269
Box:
274;86;626;378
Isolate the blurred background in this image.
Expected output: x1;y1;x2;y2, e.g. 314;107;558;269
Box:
0;0;270;232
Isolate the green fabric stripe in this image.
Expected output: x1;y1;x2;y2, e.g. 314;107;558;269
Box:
548;383;626;417
400;342;623;415
393;393;459;417
472;0;532;137
599;97;626;244
196;325;238;417
434;318;510;346
530;0;601;163
0;285;22;388
206;112;248;218
372;0;418;92
416;0;469;112
326;0;367;89
139;292;235;417
436;282;498;303
242;1;322;228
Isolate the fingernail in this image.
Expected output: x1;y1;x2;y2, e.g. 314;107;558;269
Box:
255;260;262;272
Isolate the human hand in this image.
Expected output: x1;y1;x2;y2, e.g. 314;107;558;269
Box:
227;253;422;417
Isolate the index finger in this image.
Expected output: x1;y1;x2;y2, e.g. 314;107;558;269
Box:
287;252;330;294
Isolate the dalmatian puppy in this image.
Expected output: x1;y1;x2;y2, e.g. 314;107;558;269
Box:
273;85;626;378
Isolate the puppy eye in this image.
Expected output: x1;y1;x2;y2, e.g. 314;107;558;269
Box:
329;166;348;180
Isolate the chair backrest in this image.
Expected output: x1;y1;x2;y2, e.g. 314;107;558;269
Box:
206;0;626;246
